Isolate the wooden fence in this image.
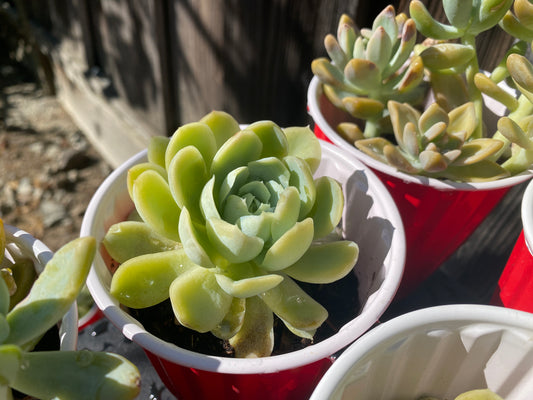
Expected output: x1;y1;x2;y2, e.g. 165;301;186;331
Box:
2;0;513;166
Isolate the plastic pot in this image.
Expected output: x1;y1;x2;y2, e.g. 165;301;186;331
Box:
80;140;405;400
308;75;533;298
310;304;533;399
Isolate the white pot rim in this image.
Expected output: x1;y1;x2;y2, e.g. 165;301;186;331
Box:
521;178;533;254
307;76;533;192
310;304;533;399
4;224;78;351
81;140;405;375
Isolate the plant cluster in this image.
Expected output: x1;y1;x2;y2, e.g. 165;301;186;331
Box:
0;219;140;400
102;111;359;358
312;0;533;181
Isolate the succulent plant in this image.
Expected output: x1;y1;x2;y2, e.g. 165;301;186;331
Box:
0;219;140;400
312;0;533;181
102;110;359;358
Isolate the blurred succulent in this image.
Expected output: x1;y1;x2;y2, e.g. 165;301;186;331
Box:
311;6;426;138
313;0;533;181
103;111;359;358
0;219;141;400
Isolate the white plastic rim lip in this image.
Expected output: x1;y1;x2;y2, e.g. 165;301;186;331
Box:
310;304;533;400
307;76;533;192
81;140;406;375
521;178;533;254
3;224;78;351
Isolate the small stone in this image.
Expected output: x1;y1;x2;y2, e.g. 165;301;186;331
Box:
40;200;67;228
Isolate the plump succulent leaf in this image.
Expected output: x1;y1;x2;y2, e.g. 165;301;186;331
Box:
199;110;241;149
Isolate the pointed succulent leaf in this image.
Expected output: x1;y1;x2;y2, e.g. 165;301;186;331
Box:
307;177;344;239
355;137;393;164
147;136;170;169
178;207;215;267
337;122;365;142
395;55;425;93
284;126;322;174
420;150;448;172
132;170;180;241
352;36;365;59
429;72;470;110
165;122;217;171
200;176;221;221
311;58;353;91
110;249;195;308
211;297;245;340
127;162;167;201
337;15;357;56
200;110;241;150
444;160;510;181
500;11;533;42
324;34;349;70
284;156;317;219
169;267;233;333
419;102;449;133
6;237;96;347
215;273;283;298
284;241;358;284
260;276;328;332
206;217;264;263
447;102;477;139
103;221;181;264
402;122;420;156
10;350;140;400
452;138;505;166
211;129;263;183
366;26;392;73
229;296;274;358
515;0;533;27
372;5;398;42
508;54;533;103
344;59;381;92
384;144;422;173
443;0;472;29
246;121;289;159
409;0;462;39
261;218;314;271
423;121;447;143
389;100;421;139
474;72;519;112
384;19;417;78
420;43;475;71
168;146;208;221
498;116;533;149
341;96;385;120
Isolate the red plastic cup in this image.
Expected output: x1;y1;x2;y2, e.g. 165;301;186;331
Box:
81;141;405;400
308;76;533;299
492;178;533;313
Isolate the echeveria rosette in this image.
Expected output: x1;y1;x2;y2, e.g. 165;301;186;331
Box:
104;111;359;358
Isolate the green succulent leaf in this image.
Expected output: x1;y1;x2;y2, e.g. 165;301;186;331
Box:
344;59;382;92
132;170;181;242
260;276;328;333
372;5;398;43
472;0;514;34
410;0;462;39
447;102;477;139
169;267;233;333
127;162;167;201
384;19;417;78
199;110;241;149
9;349;140;400
324;34;349;70
211;297;245;340
284;126;322;174
6;237;96;347
474;72;519;112
206;217;264;264
261;218;314;271
110;249;195;309
215;273;283;298
284;241;358;284
443;159;510;181
103;221;181;264
452;138;504;166
165;122;217;171
178;207;215;268
246;121;289;159
0;315;9;347
228;296;274;358
147;136;170;169
420;43;475;71
443;0;472;29
271;186;301;242
366;26;392;73
515;0;533;27
0;344;20;385
284;156;317;219
498;116;533;149
168;146;209;222
307;177;344;239
248;157;290;187
0;275;9;316
508;53;533;104
341;96;385;120
211;129;263;183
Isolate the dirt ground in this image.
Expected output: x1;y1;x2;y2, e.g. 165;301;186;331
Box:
0;56;112;252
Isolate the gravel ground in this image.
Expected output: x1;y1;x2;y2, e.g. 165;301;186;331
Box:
0;57;112;252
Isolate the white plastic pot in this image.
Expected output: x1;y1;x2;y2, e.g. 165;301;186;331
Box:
310;304;533;400
81;140;406;400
